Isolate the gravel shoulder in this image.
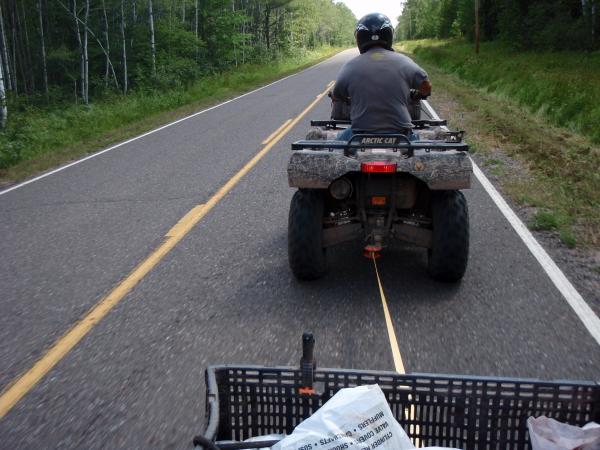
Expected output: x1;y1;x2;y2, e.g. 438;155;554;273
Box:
429;91;600;315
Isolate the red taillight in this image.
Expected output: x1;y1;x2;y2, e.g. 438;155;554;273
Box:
360;161;397;173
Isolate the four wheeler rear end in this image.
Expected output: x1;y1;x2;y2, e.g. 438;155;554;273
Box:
287;100;471;282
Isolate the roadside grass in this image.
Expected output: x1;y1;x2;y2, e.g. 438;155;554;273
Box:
399;39;600;144
0;47;345;185
397;41;600;248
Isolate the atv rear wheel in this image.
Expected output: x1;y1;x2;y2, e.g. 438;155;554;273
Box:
288;189;327;280
427;190;469;282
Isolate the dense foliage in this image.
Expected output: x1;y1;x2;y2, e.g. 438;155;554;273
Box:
0;0;355;104
396;0;599;50
0;0;356;169
401;39;600;143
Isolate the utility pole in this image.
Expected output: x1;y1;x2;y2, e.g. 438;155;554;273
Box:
475;0;480;54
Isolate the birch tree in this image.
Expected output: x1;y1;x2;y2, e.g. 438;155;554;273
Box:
194;0;198;37
19;1;35;92
148;0;156;75
0;46;7;128
83;0;89;103
73;0;84;102
101;0;111;86
121;0;128;93
0;0;357;107
130;0;136;48
0;3;12;92
10;7;17;93
37;0;48;96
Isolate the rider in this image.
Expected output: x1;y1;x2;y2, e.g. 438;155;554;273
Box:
333;13;432;141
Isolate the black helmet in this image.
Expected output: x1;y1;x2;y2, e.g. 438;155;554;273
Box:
355;13;394;54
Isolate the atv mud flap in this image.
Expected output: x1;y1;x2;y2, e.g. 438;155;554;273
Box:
288;150;472;190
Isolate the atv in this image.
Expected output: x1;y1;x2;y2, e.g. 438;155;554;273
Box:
287;94;471;282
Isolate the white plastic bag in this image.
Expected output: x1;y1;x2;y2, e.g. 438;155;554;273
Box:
272;384;460;450
527;416;600;450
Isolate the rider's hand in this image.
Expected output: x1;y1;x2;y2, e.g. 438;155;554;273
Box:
418;80;432;98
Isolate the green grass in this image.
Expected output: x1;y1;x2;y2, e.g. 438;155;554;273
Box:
484;158;504;167
530;211;559;231
397;40;600;247
0;47;344;185
398;39;600;144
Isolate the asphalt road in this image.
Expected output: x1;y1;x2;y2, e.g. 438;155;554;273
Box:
0;49;599;449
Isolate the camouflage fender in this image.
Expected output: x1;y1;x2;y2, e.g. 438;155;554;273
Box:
288;150;472;190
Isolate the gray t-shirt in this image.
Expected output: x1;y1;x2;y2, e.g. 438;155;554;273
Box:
333;47;428;131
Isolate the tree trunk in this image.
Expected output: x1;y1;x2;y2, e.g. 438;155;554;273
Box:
148;0;156;75
121;0;128;94
475;0;480;54
194;0;199;60
0;45;7;128
131;0;136;48
19;0;35;92
0;4;12;92
37;0;48;96
241;0;246;63
102;0;111;87
195;0;198;37
10;7;17;94
265;4;270;50
73;0;84;103
594;1;598;43
182;0;185;23
232;0;237;66
58;0;119;91
83;0;89;103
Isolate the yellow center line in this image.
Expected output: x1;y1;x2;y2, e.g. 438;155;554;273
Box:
165;204;206;237
0;82;333;420
372;256;421;446
372;255;406;374
262;119;292;145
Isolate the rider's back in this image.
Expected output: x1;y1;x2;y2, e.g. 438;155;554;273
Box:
333;48;428;132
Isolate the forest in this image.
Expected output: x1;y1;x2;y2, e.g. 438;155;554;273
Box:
0;0;356;126
396;0;599;51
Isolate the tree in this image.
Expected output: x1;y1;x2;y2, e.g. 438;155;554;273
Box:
148;0;156;74
37;0;49;96
121;0;128;93
0;3;12;92
0;44;6;128
0;0;357;109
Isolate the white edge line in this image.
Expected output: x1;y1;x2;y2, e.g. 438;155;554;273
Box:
422;100;600;346
0;53;341;197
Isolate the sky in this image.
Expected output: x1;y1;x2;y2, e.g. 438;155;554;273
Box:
337;1;404;27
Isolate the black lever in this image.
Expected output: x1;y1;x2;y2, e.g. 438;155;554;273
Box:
299;332;316;394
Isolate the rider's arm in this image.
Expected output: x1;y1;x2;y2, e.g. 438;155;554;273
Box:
332;64;351;102
409;64;431;99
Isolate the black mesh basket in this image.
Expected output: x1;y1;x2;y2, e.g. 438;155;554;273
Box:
198;365;599;450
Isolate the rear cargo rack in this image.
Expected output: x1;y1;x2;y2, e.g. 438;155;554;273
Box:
292;133;469;157
309;119;447;129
